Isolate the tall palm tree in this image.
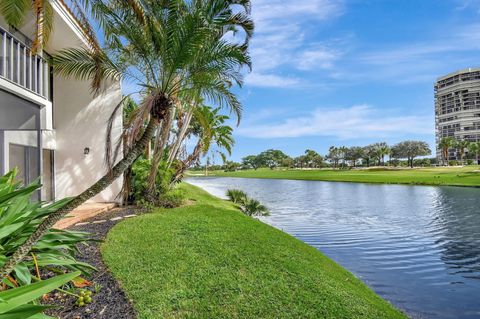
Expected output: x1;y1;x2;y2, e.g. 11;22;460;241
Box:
455;140;470;165
467;141;480;165
339;146;348;167
171;105;234;184
376;142;390;166
0;0;253;278
439;137;455;166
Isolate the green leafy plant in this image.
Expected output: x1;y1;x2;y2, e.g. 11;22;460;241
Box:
0;270;81;318
226;189;247;204
157;189;185;208
131;158;184;208
0;170;95;287
240;198;270;217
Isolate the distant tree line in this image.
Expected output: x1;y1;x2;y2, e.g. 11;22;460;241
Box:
233;140;433;170
192;138;480;172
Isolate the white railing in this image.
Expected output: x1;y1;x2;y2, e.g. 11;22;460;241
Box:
0;27;50;99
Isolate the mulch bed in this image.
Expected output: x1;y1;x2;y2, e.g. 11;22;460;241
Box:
46;206;145;319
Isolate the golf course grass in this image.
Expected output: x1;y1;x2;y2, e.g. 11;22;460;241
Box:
101;183;406;318
201;166;480;187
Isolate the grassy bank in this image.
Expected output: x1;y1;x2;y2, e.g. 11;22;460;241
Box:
102;184;406;318
199;166;480;187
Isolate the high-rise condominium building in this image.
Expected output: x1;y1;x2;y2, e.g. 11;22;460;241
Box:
435;68;480;162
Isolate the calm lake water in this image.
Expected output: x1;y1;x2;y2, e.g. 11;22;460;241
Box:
185;177;480;319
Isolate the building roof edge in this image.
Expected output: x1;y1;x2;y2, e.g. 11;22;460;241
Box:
436;68;480;82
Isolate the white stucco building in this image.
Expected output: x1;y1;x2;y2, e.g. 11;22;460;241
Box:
0;0;123;202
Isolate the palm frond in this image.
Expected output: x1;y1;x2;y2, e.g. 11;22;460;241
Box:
0;0;30;28
51;47;121;94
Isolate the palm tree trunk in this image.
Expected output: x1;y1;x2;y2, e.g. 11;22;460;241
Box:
146;109;174;198
0;118;159;279
171;142;202;184
167;109;193;166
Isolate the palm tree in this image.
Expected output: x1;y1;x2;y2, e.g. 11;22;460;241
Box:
241;198;270;217
467;141;480;165
0;0;53;52
339;146;348;168
0;0;253;278
171;105;235;184
439;137;455;166
455;140;470;165
376;142;390;166
226;189;247;204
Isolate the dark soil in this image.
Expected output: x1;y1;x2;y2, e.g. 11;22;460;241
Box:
46;207;144;319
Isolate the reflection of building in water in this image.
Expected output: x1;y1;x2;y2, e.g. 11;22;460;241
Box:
434;188;480;279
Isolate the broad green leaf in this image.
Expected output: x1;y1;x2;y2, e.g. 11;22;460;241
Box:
0;185;39;206
13;263;31;286
27;313;55;319
35;259;96;271
0;271;80;314
0;223;24;241
0;304;51;319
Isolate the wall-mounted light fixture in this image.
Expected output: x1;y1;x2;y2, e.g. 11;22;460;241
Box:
84;147;90;155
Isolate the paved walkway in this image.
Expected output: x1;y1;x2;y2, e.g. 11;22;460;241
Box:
54;203;117;230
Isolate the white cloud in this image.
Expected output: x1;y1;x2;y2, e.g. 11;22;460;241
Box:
245;73;300;88
296;45;342;70
246;0;345;88
237;105;433;139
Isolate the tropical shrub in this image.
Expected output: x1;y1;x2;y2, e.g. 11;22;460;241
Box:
157;188;185;208
226;190;270;217
0;271;81;318
0;170;94;288
226;189;247;204
131;158;184;207
240;198;270;217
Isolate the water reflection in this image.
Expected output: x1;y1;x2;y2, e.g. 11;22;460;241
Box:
186;177;480;319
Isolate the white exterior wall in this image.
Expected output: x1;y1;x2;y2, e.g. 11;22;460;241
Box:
0;1;124;203
53;76;123;203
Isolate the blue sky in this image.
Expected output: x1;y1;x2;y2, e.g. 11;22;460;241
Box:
214;0;480;162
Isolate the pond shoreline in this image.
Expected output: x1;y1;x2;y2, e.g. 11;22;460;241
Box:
99;183;407;318
186;176;480;319
192;166;480;188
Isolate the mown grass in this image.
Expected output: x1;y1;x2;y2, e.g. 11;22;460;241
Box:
101;184;406;319
201;166;480;187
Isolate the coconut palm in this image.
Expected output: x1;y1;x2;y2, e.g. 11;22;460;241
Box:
439;137;455;166
0;0;253;278
171;105;235;184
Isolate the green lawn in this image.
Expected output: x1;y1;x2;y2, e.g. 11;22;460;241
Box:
199;166;480;187
101;184;406;319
